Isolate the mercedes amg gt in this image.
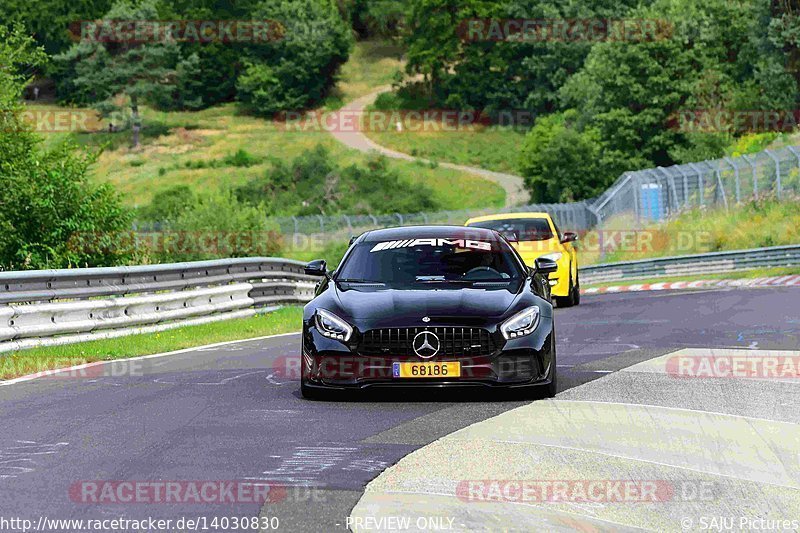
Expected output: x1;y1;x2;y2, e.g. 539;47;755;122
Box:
300;226;558;399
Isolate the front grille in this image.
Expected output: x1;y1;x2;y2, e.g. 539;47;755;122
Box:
358;327;498;358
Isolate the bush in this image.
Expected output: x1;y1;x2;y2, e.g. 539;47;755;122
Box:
518;112;617;203
222;149;261;167
0;27;132;270
144;191;282;263
136;185;195;223
237;0;354;115
234;145;439;216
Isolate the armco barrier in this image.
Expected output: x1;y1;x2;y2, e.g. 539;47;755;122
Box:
579;244;800;285
0;258;317;354
3;247;797;354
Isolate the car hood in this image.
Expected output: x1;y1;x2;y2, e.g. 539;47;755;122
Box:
332;284;521;323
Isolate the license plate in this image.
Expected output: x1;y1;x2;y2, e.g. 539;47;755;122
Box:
392;361;461;378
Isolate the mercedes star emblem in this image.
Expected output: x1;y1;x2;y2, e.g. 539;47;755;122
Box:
412;330;440;359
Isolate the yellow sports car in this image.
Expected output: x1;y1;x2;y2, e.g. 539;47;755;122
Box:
465;212;580;307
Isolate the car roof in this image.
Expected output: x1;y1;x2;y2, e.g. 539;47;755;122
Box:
359;225;501;243
464;212;553;225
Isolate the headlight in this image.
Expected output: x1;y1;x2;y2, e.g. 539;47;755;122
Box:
500;306;540;339
540;252;562;262
314;309;353;341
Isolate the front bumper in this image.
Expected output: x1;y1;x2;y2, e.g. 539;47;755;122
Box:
301;322;554;390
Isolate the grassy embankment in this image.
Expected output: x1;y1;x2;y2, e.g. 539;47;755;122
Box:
363;90;526;175
33;41;505;211
581;198;800;265
579;198;800;286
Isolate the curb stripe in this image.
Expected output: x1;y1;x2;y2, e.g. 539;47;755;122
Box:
582;275;800;295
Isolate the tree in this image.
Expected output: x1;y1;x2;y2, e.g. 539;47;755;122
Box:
404;0;496;102
236;0;353;116
557;0;796;173
0;27;131;270
518;112;613;203
341;0;409;39
54;0;199;148
402;0;639;113
0;0;113;56
768;0;800;102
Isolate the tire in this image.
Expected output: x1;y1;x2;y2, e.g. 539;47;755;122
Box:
300;347;327;400
301;379;326;400
555;277;576;308
543;330;557;398
524;329;557;400
546;332;557;398
573;274;581;306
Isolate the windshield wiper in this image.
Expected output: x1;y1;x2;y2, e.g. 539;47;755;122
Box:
336;278;385;284
414;277;513;284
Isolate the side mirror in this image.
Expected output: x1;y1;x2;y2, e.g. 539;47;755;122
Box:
304;259;328;277
534;257;558;276
561;231;578;244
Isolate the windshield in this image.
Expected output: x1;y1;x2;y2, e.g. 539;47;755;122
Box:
335;237;524;288
468;218;554;241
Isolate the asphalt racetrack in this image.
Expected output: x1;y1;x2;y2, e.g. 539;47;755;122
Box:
0;286;797;531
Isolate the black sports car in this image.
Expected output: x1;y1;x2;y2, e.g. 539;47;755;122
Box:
300;226;558;399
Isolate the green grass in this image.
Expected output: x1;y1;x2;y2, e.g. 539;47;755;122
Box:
580;198;800;266
0;307;302;381
86;105;500;210
28;41;505;211
582;267;800;289
366;93;525;174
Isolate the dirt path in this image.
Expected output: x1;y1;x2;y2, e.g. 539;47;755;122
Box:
328;86;528;207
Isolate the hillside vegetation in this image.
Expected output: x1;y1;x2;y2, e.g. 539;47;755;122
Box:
581;198;800;265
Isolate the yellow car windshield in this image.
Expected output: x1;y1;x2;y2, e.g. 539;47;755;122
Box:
468;218;554;242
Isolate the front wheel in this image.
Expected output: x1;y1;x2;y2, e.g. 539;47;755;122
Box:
301;379;326;400
555;277;576;308
300;347;328;400
545;331;557;398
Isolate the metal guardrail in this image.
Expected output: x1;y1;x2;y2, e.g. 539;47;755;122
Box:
0;258;317;354
579;245;800;285
4;245;798;353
